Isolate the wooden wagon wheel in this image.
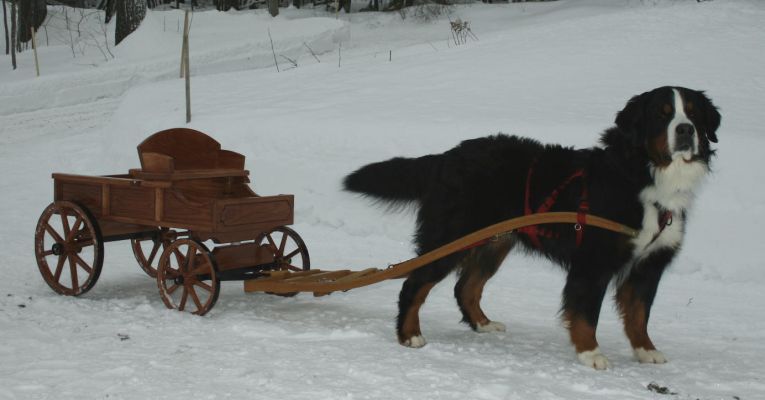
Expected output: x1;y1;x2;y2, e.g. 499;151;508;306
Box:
34;201;104;296
256;226;310;297
131;228;183;278
156;239;220;316
257;226;310;272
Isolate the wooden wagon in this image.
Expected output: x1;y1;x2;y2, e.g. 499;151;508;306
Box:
34;128;309;315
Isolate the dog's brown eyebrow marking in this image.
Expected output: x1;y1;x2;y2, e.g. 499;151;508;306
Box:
662;104;673;115
686;102;694;111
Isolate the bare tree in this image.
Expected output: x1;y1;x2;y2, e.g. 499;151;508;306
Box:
17;0;46;43
267;0;278;17
10;0;16;69
115;0;146;45
3;0;8;55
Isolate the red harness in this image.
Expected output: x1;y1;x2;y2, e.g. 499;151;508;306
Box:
518;164;589;249
460;163;589;252
459;164;674;253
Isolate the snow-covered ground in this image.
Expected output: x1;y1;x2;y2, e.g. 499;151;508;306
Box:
2;1;764;399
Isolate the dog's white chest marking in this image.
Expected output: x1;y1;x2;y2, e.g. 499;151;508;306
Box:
630;158;707;260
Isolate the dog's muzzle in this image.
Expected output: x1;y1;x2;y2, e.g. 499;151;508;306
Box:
674;123;695;153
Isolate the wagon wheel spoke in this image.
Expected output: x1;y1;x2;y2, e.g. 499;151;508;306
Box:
283;264;303;272
53;254;67;282
278;232;288;255
265;233;277;250
173;248;186;269
164;268;181;279
284;248;301;260
144;240;162;266
178;287;189;312
185;246;196;271
41;250;55;257
71;253;93;274
67;216;83;242
69;257;79;292
166;283;181;295
44;223;65;243
189;286;203;312
60;209;71;238
193;280;213;293
76;239;94;248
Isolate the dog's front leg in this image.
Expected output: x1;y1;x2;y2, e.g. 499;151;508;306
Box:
615;249;674;364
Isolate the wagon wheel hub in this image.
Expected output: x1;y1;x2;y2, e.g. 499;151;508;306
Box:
51;243;64;256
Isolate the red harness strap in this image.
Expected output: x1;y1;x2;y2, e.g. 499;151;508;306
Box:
458;163;589;253
518;163;589;249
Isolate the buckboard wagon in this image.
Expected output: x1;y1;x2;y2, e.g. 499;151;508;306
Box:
34;128;638;316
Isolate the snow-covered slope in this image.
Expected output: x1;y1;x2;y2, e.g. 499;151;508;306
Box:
1;1;764;399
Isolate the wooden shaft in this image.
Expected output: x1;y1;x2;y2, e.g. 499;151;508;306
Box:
245;212;639;294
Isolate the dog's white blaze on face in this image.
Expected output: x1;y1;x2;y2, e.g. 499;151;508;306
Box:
668;88;699;159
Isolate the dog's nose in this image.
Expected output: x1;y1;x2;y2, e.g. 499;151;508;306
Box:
676;123;695;138
674;123;695;152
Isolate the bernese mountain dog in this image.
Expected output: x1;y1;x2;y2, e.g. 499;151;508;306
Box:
343;86;721;369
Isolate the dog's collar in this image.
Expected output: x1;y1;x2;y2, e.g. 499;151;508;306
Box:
647;202;674;247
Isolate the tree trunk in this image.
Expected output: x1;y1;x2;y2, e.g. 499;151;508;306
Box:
10;0;16;69
17;0;46;43
2;0;9;55
115;0;146;46
267;0;278;17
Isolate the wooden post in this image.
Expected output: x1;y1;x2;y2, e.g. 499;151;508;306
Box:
31;27;39;77
180;10;189;78
182;10;190;123
10;0;16;69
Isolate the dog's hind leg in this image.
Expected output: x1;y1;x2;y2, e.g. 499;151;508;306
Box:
397;255;459;348
455;239;515;333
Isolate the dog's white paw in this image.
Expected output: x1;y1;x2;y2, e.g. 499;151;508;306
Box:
476;321;506;333
634;347;668;364
577;348;611;370
402;335;427;348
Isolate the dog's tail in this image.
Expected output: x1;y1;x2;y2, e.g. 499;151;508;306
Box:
343;154;441;205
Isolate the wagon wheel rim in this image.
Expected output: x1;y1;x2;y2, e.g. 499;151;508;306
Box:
157;239;220;316
257;226;310;272
131;228;184;278
34;201;104;296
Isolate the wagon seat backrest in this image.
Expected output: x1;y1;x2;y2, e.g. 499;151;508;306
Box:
137;128;246;173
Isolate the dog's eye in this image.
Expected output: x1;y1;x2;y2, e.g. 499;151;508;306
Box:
685;102;694;117
661;104;673;117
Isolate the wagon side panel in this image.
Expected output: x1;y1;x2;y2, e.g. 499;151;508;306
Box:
162;189;215;231
55;179;103;217
215;195;294;234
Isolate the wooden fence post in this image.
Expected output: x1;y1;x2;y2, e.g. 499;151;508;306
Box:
31;27;39;77
182;10;191;123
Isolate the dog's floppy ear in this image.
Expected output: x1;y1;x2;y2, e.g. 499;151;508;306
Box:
700;92;721;143
615;93;647;133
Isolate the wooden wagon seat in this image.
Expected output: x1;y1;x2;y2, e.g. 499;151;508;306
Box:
129;128;250;181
